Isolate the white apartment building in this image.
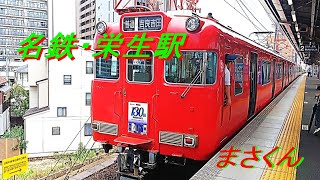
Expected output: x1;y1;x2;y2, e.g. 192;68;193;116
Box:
96;0;120;23
23;0;100;157
95;0;149;24
23;43;98;157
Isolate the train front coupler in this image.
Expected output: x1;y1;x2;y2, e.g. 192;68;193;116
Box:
116;146;154;180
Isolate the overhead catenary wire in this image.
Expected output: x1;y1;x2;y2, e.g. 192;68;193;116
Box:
45;116;91;179
222;0;264;32
234;0;263;32
237;0;270;31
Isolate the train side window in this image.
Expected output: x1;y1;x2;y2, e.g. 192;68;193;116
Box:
127;51;153;83
262;61;271;84
276;63;282;79
234;56;243;95
165;51;217;84
276;63;279;79
206;52;218;84
95;56;119;79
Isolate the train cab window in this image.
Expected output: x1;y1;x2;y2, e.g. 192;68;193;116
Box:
95;56;119;79
127;51;153;83
165;51;217;84
262;61;271;84
234;56;244;95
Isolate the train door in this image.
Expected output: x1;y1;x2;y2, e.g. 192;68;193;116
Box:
248;52;257;119
92;56;123;128
120;51;157;145
271;59;276;98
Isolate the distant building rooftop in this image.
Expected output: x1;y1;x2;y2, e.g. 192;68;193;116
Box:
0;76;7;85
23;106;49;118
16;64;28;73
0;85;11;93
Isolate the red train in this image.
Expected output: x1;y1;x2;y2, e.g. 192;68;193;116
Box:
91;10;300;178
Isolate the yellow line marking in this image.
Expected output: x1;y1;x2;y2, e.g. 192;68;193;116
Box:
261;76;306;180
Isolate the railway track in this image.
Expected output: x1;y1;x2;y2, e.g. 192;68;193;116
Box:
81;158;205;180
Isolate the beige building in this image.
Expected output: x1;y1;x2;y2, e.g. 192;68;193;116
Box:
266;33;296;62
76;0;96;40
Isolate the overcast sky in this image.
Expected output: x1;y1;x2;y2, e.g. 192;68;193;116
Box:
50;0;275;39
197;0;275;38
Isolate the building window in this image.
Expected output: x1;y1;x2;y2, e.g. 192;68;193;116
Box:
234;56;244;95
64;75;72;85
84;123;92;136
57;107;67;117
85;93;91;106
52;127;60;135
86;61;93;74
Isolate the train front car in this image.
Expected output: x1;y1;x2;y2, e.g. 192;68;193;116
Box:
92;11;223;178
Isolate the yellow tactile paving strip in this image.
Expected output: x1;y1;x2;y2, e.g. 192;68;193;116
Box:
260;76;306;180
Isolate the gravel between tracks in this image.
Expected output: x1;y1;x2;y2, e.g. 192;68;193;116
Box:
84;163;118;180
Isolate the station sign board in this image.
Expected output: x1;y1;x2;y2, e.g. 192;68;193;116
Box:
2;154;28;179
300;44;319;52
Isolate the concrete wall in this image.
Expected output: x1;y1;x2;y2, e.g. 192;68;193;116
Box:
0;138;20;160
25;116;99;157
29;86;38;108
28;54;48;87
0;108;10;136
38;79;48;108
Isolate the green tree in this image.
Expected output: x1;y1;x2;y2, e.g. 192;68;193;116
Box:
2;126;28;151
11;84;29;117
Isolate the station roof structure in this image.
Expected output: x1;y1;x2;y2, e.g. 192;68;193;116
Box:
266;0;320;64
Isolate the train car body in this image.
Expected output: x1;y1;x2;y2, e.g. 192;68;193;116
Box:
91;10;299;178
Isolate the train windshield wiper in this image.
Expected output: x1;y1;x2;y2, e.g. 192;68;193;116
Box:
180;69;204;99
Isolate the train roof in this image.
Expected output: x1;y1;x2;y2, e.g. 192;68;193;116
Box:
95;10;296;64
165;10;294;63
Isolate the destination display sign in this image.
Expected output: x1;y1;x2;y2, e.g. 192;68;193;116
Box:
300;44;319;52
123;15;163;32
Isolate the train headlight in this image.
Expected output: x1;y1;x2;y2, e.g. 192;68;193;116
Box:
96;21;107;35
185;16;200;32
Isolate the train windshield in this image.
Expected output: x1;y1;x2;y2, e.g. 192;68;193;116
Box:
127;51;153;83
95;56;119;79
165;51;217;84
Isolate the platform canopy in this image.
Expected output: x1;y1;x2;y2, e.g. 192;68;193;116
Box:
266;0;320;65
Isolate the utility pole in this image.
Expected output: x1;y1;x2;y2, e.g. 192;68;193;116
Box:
6;48;9;86
4;37;11;86
273;23;278;51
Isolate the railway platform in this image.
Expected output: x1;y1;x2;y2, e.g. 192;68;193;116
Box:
191;74;319;180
